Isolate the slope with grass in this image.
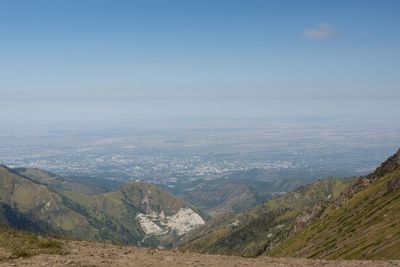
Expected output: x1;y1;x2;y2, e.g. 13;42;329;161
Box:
15;167;107;195
0;165;94;236
180;177;354;257
166;175;309;216
63;181;207;247
267;149;400;260
0;226;398;267
0;166;207;247
0;226;65;260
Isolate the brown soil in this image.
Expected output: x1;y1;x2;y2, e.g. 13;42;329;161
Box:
1;240;400;267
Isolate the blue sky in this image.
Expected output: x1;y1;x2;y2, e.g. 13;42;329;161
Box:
1;0;399;125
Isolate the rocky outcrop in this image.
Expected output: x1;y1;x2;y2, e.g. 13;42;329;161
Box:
333;149;400;209
293;204;324;233
368;149;400;180
387;176;400;192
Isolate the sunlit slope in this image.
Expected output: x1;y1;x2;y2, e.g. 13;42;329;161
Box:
15;167;106;195
267;150;400;260
180;177;354;257
166;174;309;216
1;225;397;267
0;166;206;247
0;165;93;236
64;181;207;247
0;226;64;259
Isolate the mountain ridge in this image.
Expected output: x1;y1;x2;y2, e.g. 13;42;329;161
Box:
180;177;355;257
266;149;400;260
181;150;400;259
0;165;207;247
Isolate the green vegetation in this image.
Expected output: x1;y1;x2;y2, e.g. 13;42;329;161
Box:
16;167;107;195
2;149;400;260
167;175;310;216
267;166;400;260
180;177;354;257
0;226;65;260
0;165;206;248
182;150;400;259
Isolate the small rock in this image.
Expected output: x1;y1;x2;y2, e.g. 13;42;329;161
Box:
388;176;400;192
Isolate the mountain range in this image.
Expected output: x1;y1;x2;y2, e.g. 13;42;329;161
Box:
0;149;400;261
267;149;400;259
181;149;400;260
180;177;354;256
0;165;206;247
164;170;310;216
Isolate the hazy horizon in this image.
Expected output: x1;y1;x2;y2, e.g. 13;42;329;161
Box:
1;0;399;129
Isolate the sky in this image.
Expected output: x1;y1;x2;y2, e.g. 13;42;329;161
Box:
0;0;399;127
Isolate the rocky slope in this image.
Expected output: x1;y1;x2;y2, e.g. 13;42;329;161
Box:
181;149;400;260
180;177;354;257
1;238;399;267
267;149;400;260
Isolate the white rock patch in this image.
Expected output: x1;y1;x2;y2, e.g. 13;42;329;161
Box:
136;213;167;235
165;208;205;235
136;208;204;236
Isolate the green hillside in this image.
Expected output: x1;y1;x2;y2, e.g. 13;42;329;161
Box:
0;166;206;248
64;181;207;247
180;177;354;257
0;226;64;259
267;149;400;260
15;167;107;195
165;176;309;216
0;165;94;236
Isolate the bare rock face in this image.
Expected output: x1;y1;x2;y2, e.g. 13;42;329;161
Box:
136;208;205;236
368;149;400;193
356;177;370;188
395;149;400;164
332;149;400;210
368;149;400;180
387;176;400;192
331;177;368;210
293;204;324;233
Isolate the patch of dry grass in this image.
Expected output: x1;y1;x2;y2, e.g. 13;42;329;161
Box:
0;227;66;260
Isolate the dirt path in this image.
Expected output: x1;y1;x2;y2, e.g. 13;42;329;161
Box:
1;240;400;267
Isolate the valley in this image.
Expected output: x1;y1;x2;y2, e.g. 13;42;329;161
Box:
0;165;207;247
182;149;400;260
2;1;399;265
1;149;400;265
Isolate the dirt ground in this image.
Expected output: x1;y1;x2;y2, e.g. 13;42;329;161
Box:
1;240;400;267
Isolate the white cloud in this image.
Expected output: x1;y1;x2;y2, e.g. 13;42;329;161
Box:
303;23;337;40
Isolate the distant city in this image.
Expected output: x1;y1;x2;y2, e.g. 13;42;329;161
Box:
1;117;398;187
